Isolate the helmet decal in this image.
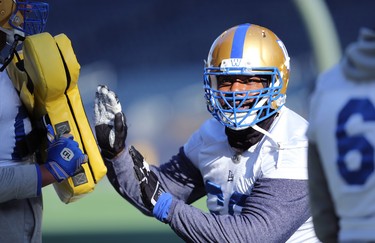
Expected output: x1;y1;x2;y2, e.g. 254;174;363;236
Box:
230;23;250;58
277;39;290;71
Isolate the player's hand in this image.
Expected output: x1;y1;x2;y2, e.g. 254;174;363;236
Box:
130;146;165;211
94;85;127;159
44;125;88;182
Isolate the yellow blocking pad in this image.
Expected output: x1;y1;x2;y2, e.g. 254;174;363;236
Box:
19;32;106;203
54;34;107;185
7;52;35;114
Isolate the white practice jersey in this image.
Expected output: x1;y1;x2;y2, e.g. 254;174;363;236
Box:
184;106;318;242
308;64;375;242
0;71;32;166
0;71;42;243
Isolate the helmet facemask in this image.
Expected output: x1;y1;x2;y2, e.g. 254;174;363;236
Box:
8;1;49;36
204;62;285;130
0;0;49;71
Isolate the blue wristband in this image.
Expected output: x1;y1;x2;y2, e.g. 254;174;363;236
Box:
153;193;173;223
35;164;42;196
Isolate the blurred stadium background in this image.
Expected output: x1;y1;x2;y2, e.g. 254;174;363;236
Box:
42;0;374;242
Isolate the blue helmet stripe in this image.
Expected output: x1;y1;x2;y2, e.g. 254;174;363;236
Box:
230;23;251;58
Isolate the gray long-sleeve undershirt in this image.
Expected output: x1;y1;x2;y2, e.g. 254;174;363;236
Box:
105;145;312;242
0;164;39;203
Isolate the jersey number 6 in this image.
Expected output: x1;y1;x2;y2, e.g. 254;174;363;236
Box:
336;98;375;185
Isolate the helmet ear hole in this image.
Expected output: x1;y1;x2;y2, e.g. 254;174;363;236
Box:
9;10;24;29
271;95;286;110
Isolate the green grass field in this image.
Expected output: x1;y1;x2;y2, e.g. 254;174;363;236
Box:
42;178;206;243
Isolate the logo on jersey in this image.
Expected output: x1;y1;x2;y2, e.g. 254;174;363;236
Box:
227;170;234;182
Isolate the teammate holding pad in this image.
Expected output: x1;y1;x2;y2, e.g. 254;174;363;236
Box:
0;1;87;242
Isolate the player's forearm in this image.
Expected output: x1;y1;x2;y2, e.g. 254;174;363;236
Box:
159;178;311;242
0;164;40;202
105;145;206;216
164;198;295;242
39;164;57;186
104;145;152;215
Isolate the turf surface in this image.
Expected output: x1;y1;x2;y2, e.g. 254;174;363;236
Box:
42;178;206;242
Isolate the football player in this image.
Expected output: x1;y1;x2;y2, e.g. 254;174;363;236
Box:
307;27;375;242
95;23;319;242
0;1;87;242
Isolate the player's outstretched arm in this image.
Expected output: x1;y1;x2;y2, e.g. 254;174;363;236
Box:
94;85;153;214
129;146;311;242
103;143;207;217
169;178;312;242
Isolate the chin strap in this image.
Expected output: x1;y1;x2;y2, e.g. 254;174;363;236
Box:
252;117;307;151
252;124;280;144
226;109;278;151
252;123;280;170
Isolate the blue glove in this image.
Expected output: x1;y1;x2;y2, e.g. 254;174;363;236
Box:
44;125;88;182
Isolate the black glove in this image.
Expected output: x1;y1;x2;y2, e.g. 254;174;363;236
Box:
130;146;165;211
94;85;127;159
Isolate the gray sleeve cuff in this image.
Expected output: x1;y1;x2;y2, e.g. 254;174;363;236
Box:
0;164;39;202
